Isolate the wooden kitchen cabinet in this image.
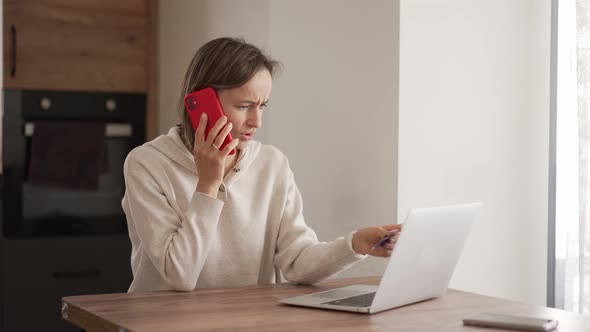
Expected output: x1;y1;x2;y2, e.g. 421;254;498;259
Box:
3;0;150;93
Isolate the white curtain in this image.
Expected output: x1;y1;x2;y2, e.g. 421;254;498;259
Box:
556;0;583;313
555;0;590;313
577;0;590;314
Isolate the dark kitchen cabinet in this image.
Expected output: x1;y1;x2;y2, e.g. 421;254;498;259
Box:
2;235;132;332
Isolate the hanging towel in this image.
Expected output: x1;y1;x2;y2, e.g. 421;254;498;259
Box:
27;122;106;191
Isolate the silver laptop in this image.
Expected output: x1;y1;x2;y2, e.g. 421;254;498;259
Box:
279;202;482;314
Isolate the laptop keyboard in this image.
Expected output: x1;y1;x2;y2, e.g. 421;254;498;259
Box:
322;292;376;307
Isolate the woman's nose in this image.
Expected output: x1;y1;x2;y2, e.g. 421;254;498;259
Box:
248;108;263;128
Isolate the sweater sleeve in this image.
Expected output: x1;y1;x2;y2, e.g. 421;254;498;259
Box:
274;169;366;284
123;153;223;291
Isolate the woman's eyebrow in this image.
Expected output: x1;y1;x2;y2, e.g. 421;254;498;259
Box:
236;99;270;104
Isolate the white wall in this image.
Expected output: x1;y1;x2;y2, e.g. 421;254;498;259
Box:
398;0;550;305
265;1;399;277
159;0;551;305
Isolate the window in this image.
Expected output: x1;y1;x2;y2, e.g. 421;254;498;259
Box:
553;0;590;313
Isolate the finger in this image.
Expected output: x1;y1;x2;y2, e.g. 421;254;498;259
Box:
372;247;392;258
214;122;233;148
382;224;402;232
222;138;240;156
389;233;400;241
205;116;228;145
386;237;397;245
383;237;397;249
375;228;399;240
371;239;393;251
196;113;207;143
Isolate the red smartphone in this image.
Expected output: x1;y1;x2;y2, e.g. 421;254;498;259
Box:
184;87;235;155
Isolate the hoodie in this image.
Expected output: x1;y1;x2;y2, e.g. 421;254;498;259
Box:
122;127;365;292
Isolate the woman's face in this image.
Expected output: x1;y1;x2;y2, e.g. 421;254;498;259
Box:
217;69;273;150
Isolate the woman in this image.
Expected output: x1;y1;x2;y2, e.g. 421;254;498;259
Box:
122;37;401;292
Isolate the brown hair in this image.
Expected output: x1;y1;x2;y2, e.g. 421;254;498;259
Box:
178;37;281;151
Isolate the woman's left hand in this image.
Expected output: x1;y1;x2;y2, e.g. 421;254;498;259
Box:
352;224;402;257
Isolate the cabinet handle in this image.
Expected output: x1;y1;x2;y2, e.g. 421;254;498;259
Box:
52;269;103;280
10;25;16;78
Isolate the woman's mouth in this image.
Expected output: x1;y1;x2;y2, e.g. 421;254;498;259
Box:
240;132;254;141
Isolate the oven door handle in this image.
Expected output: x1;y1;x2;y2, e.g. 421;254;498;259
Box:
24;122;133;138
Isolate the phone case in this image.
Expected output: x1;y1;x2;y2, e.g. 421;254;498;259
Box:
184;87;235;155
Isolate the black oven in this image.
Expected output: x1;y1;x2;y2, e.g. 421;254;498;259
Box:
0;89;143;331
1;89;145;237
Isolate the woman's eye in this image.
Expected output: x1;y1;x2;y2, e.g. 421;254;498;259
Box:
237;105;249;111
261;104;268;110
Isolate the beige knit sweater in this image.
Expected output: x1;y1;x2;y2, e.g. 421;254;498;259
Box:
122;127;364;292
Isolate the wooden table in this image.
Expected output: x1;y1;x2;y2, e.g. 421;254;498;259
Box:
62;277;590;331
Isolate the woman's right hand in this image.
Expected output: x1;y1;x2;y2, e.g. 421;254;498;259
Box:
193;113;239;197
